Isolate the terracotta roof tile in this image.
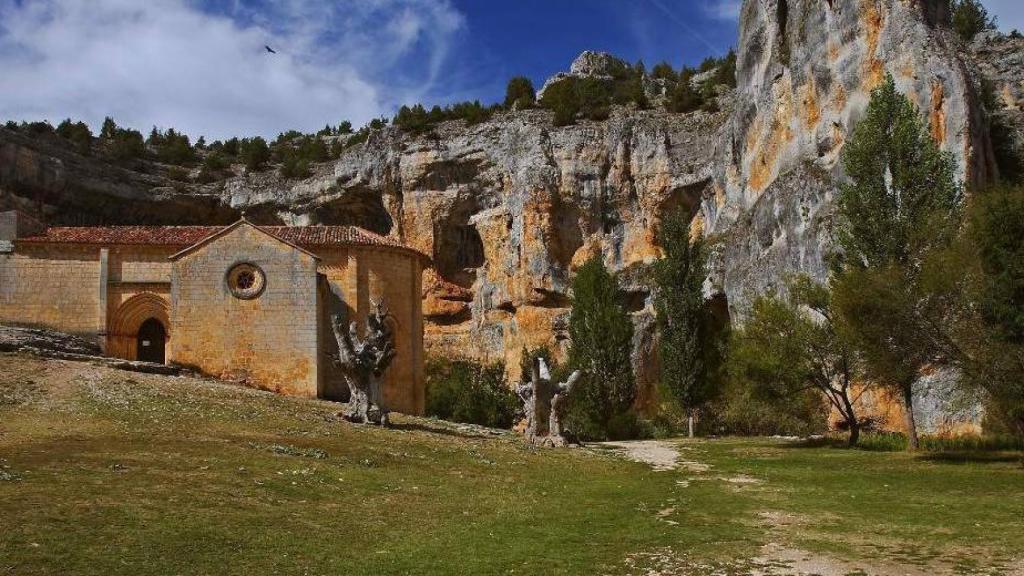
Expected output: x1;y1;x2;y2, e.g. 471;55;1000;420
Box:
16;224;428;259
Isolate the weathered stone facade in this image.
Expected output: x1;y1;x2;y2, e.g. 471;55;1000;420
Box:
0;212;427;413
170;222;322;397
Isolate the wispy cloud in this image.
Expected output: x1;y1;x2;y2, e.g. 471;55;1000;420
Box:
702;0;742;21
0;0;466;140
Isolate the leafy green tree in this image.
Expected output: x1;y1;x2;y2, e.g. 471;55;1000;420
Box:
504;76;536;109
540;77;580;126
951;0;996;41
337;120;353;134
152;128;196;165
970;186;1024;342
239;137;271;171
56;118;93;155
732;277;864;445
108;127;146;161
566;255;636;438
668;68;704;114
834;75;962;450
100;116;117;139
651;61;677;82
221;137;240;157
713;49;738;88
652;209;717;437
957;186;1024;435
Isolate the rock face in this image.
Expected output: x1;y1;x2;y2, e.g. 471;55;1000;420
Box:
329;108;727;384
1;0;1018;394
705;0;995;315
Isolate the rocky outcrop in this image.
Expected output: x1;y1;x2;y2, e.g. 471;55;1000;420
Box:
0;128;239;225
705;0;996;315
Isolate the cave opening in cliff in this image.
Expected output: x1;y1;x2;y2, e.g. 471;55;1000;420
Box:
708;292;731;334
308;187;393;235
434;222;485;287
776;0;790;64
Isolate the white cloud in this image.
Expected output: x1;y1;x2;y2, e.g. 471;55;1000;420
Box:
0;0;465;140
985;0;1024;33
702;0;742;21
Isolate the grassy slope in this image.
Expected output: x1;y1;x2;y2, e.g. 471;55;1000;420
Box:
1;353;1022;575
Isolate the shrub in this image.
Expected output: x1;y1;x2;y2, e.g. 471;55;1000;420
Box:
651;61;677;82
167;166;190;182
703;374;828;437
668;69;704;113
239;137;271;171
540;77;581;126
107;127;146;161
856;432;1024;452
280;152;311;179
150;128;196;165
425;358;519;429
504;76;536;109
55;118;93;155
951;0;996;42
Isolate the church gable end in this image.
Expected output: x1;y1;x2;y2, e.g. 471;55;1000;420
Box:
170;222;321;396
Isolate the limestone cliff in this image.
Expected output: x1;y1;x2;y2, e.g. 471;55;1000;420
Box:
2;0;1020;392
706;0;996;316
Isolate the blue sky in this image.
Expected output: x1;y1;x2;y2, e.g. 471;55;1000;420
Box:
0;0;1020;140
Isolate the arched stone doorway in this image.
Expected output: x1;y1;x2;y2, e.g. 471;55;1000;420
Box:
136;318;167;364
107;292;171;362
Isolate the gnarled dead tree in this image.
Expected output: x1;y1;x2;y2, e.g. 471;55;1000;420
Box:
331;300;396;426
517;357;581;447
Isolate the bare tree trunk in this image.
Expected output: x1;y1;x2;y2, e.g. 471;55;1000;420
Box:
687;410;695;439
902;384;919;451
839;390;860;446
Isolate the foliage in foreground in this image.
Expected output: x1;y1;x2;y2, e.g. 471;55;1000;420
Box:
425;358;519;429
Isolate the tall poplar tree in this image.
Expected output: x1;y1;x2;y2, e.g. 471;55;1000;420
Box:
833;75;962;450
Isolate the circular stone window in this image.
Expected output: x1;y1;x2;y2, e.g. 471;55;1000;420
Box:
226;263;266;300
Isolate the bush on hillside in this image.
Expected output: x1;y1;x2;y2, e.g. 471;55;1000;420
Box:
56;118;93;155
951;0;996;42
239;137;271;171
504;76;536;109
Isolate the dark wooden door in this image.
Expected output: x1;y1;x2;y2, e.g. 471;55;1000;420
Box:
137;318;166;364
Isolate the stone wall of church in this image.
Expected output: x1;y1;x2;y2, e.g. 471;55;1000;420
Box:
317;246;425;415
0;244;102;337
170;225;321;397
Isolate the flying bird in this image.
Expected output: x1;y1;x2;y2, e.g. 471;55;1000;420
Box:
264;45;277;54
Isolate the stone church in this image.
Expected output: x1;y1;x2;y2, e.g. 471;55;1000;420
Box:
0;210;428;415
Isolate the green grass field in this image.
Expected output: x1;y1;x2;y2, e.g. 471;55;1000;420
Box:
1;353;1022;575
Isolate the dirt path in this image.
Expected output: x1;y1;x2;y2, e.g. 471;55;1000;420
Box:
596;440;681;471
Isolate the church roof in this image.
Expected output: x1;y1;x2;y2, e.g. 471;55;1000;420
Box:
16;223;429;260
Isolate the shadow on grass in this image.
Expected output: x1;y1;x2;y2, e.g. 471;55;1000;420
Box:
388;420;508;441
918;451;1024;465
779;435;1024;465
